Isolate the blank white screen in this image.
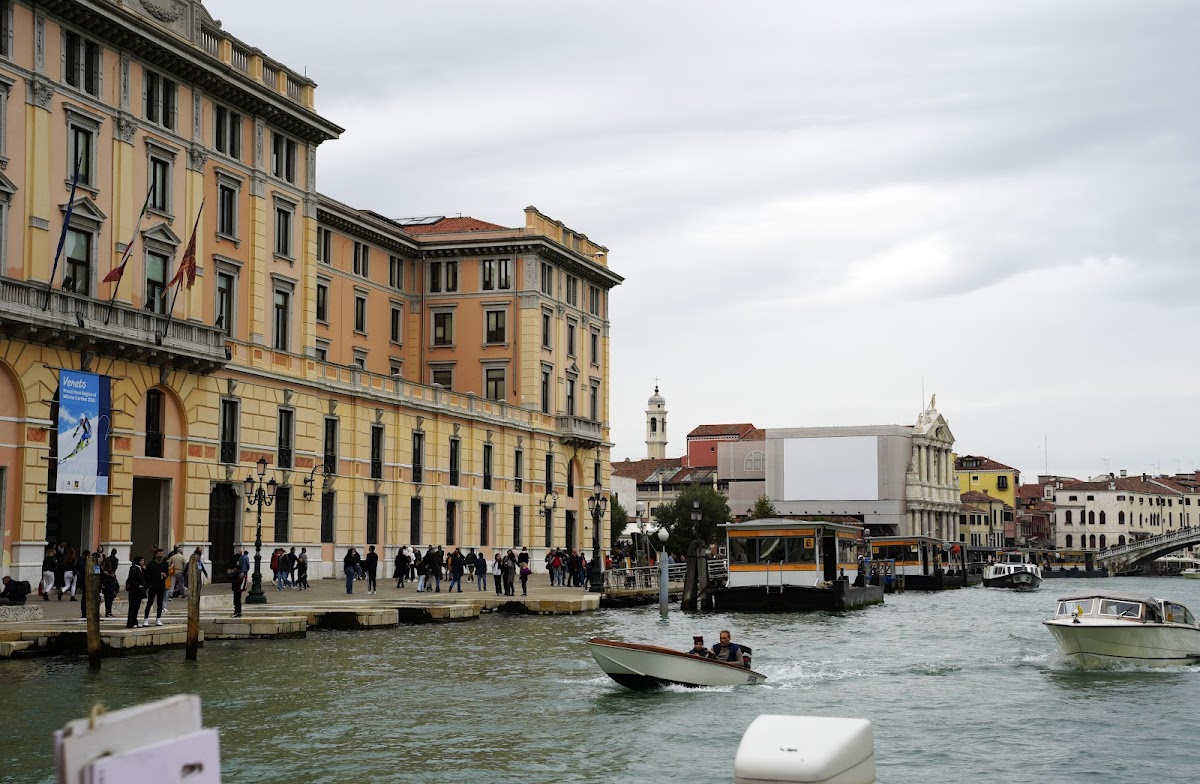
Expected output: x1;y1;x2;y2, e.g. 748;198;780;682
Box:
782;436;879;501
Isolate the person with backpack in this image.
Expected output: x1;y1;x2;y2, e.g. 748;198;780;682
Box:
0;576;31;605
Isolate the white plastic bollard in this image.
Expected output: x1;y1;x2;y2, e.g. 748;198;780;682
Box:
734;714;875;784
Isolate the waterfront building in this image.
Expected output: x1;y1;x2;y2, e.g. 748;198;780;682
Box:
1051;473;1199;552
1014;483;1054;547
957;491;1010;547
0;0;620;582
954;455;1019;509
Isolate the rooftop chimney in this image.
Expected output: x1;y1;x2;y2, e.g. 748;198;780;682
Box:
1120;469;1127;478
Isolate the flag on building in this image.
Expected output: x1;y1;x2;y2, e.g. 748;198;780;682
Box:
166;201;204;293
45;155;83;308
102;184;155;284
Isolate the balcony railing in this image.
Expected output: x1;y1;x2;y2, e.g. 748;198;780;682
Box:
370;458;383;480
555;415;603;446
200;26;220;57
230;45;250;73
0;277;228;373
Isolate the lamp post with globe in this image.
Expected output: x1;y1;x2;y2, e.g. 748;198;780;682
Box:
242;456;277;605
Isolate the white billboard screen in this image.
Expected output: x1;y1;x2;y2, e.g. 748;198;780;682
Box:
782;436;879;501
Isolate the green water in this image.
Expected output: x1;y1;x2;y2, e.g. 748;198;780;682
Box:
3;577;1199;783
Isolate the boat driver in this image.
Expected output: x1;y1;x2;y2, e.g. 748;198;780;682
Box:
685;635;711;657
710;630;744;665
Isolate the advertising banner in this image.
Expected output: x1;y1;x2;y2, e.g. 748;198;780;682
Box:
56;370;111;495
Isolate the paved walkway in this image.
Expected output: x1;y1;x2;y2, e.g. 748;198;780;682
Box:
27;570;594;622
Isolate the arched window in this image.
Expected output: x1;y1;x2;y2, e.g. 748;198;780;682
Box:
1089;534;1096;548
1064;510;1072;524
650;417;657;434
1099;511;1106;526
1118;535;1126;545
1088;511;1095;525
1065;534;1073;548
1099;534;1107;549
744;450;765;472
566;463;574;498
1118;511;1125;525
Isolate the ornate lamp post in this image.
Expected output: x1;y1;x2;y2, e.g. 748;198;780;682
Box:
587;480;608;593
243;456;277;605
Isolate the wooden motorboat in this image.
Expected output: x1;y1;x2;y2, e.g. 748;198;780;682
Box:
586;638;767;689
1044;592;1200;668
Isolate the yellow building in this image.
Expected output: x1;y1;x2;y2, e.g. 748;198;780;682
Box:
0;0;621;582
954;455;1019;510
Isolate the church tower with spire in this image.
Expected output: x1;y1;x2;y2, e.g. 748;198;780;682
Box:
646;385;668;459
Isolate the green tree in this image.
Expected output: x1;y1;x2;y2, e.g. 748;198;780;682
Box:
747;495;779;520
608;496;629;549
653;485;731;554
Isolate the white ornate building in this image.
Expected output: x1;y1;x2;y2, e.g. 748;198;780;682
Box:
904;397;960;540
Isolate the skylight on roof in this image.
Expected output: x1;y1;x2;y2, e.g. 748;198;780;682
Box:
393;216;445;226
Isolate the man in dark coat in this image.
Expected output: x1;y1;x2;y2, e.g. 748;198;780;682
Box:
143;548;169;626
0;576;31;605
125;557;148;628
365;545;379;594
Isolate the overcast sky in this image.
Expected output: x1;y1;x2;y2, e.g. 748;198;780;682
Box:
207;0;1200;482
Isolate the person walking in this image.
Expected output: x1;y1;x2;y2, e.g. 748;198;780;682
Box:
60;547;78;600
40;547;57;601
101;564;119;618
365;545;379;594
125;556;147;628
192;547;209;591
227;551;246;617
424;546;442;593
287;547;298;587
168;547;187;599
297;547;309;590
416;552;427;592
448;548;465;593
344;548;357;594
475;551;488;591
142;548;169;626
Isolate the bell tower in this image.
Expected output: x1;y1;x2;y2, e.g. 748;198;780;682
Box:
646;385;667;459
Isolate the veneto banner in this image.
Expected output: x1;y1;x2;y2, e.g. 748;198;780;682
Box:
56;370;111;495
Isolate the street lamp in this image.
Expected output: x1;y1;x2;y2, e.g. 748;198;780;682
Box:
243;456;277;605
540;490;558;551
587;480;607;593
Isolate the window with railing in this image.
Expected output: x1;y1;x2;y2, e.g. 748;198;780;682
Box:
273;486;290;542
370;425;384;480
449;438;460;486
366;494;380;545
320;491;335;543
145;389;163;458
277;408;294;469
323;417;338;474
412;431;424;484
410;497;422;545
219;398;238;464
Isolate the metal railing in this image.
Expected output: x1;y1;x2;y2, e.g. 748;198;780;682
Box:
1096;527;1200;561
601;560;730;592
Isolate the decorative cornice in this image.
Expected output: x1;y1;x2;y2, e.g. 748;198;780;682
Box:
28;78;54;110
187;144;209;172
116;114;138;144
140;0;185;24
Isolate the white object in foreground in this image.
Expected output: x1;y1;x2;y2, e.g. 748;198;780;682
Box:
735;714;875;784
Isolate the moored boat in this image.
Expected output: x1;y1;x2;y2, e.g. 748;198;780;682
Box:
1044;592;1200;668
1182;568;1200;580
587;638;767;689
982;551;1042;590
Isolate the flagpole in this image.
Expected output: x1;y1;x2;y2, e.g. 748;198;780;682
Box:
104;183;155;326
44;154;83;311
159;200;204;340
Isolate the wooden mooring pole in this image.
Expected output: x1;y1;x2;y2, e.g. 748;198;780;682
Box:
85;552;102;670
186;554;201;661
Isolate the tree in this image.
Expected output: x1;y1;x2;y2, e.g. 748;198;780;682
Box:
609;496;630;549
747;495;779;520
652;485;731;554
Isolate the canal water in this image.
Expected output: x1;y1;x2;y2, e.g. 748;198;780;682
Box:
4;577;1199;783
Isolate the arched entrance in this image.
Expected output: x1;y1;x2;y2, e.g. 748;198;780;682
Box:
208;484;238;582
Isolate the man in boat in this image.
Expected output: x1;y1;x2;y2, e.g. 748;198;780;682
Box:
685;635;712;657
710;630;746;666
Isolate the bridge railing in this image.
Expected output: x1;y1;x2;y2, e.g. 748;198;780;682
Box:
1096;526;1200;561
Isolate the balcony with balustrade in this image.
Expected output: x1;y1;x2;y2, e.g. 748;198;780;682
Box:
0;277;228;373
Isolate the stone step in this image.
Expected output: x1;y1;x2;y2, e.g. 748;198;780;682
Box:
0;640;34;657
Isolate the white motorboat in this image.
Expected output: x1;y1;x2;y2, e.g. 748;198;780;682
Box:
983;551;1042;590
1181;568;1200;580
1044;592;1200;668
587;638;767;689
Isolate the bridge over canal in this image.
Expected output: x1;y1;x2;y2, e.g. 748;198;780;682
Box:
1095;527;1200;574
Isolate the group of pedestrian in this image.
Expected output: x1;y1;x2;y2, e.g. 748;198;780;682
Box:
37;540;82;601
544;548;589;587
270;546;309;591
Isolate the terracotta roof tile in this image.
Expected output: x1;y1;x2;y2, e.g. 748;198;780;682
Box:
955;455;1018;472
687;423;757;438
402;216;510;235
741;428;766;441
612;457;684;483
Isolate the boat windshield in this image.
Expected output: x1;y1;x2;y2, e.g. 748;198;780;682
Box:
1098;599;1143;620
1055;599;1096;618
1164;603;1197;626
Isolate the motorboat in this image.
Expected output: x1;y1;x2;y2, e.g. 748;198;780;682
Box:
1044;592;1200;668
1181;568;1200;580
982;551;1042;590
586;638;767;689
